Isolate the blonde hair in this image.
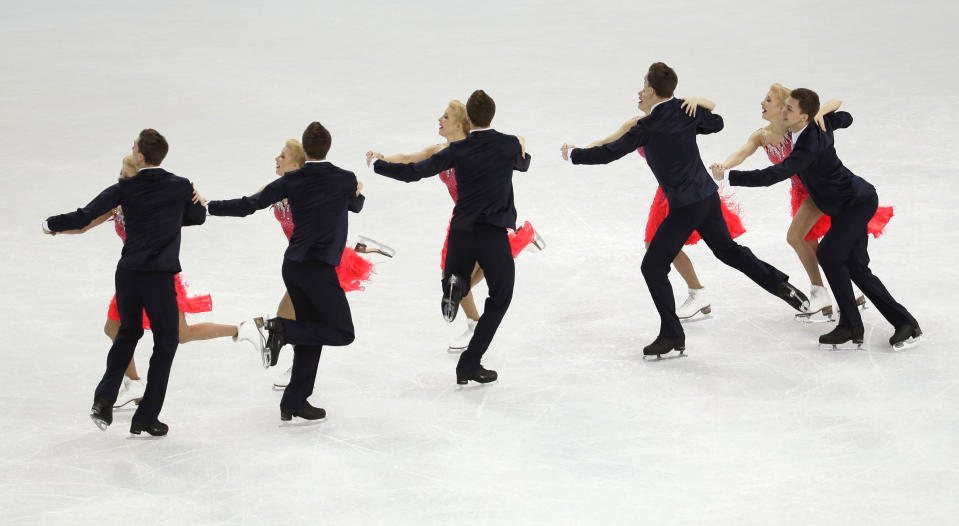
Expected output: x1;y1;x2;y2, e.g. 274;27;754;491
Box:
769;83;791;106
448;100;470;136
284;139;307;168
122;155;136;170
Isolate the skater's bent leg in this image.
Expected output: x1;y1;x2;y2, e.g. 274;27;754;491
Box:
460;292;481;322
277;291;296;320
104;319;139;380
177;309;239;343
672;250;703;290
281;260;355;348
788;198;826;287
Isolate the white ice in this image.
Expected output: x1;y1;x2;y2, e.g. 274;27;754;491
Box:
2;1;958;524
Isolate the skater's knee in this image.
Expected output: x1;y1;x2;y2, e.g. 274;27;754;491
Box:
786;229;806;249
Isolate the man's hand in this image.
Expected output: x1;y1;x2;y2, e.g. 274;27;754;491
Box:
366;151;384;167
41;220;55;236
708;163;726;181
192;183;208;206
356;180;364;196
560;143;576;161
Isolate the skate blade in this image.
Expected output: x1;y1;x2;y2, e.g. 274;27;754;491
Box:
643;349;687;361
355;235;396;257
447;346;466;353
679;312;713;324
112;398;141;409
272;384;288;391
90;414;110;432
794;311;836;324
818;342;864;351
279;417;326;427
892;336;922;351
126;434;165;440
532;231;546;251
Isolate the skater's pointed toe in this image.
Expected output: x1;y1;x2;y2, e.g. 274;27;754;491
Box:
236;318;268;367
677;287;711;320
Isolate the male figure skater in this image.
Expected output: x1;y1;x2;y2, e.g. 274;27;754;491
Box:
712;88;921;350
204;122;362;421
562;62;809;359
370;90;531;385
43;129;205;436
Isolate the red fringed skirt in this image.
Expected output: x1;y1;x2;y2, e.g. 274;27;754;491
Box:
790;176;893;240
644;187;746;245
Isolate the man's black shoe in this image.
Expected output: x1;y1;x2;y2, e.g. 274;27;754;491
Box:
642;335;685;357
442;274;465;323
777;282;810;312
265;317;286;367
819;324;865;345
130;419;169;436
280;402;326;421
90;397;113;431
456;366;498;385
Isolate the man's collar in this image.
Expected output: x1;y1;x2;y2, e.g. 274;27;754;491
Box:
469;128;495;134
650;97;675;114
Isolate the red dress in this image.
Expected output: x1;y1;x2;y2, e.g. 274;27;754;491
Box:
272;200;373;292
761;130;893;240
106;210;213;329
639;148;747;244
438;168;537;269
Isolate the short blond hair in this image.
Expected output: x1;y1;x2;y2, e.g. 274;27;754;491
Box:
769;83;791;106
284;139;307;168
448;100;470;135
122;155;136;170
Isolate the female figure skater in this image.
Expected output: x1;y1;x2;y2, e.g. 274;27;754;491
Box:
366;100;544;352
710;84;892;319
61;156;259;408
585;96;745;319
269;139;379;389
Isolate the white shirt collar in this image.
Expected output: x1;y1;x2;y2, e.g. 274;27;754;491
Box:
469;127;494;133
791;124;809;145
305;160;329;164
650;97;674;113
137;166;159;172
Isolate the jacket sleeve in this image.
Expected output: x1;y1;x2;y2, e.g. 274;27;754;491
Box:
570;122;648;165
208;177;287;217
349;193;365;213
825;111;853;132
46;183;121;232
374;147;454;182
183;200;207;226
728;144;816;188
696;109;724;135
514;152;532;172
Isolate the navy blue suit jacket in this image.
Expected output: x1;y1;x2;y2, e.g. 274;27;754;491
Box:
570;98;724;208
46;168;205;273
208;161;364;266
373;129;531;231
729;112;875;216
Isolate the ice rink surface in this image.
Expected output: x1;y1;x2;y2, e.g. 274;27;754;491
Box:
2;1;958;524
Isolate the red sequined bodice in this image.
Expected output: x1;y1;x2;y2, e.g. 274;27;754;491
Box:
272;199;294;240
439;168;458;203
762;130;792;164
113;209;126;243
